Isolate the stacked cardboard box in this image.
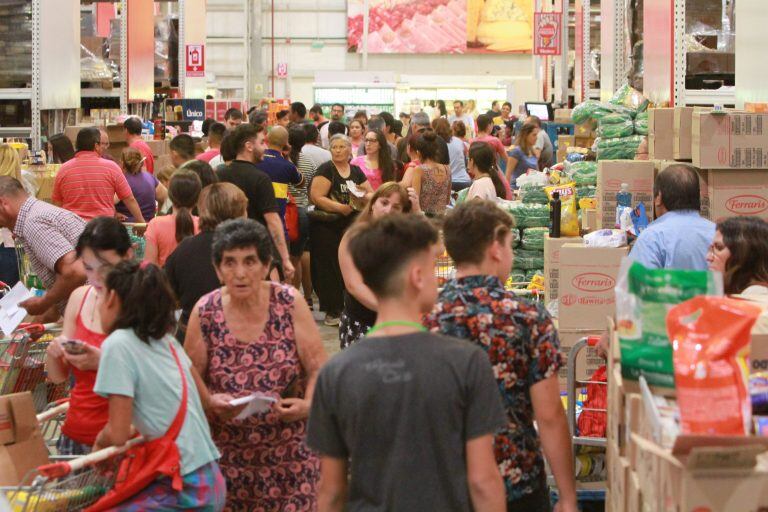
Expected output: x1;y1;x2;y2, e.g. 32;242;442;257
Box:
648;108;675;160
596;161;655;230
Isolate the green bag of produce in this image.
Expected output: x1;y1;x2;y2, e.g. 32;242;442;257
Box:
455;187;469;205
506;271;527;288
520;184;549;205
504;203;550;229
599;112;632;125
598;120;635;139
615;260;723;387
525;269;544;282
571;101;604;124
521;227;548;251
569;161;598;186
511;228;520;248
512;249;545;270
634;117;648;135
596;135;644;161
609;84;650;113
576;185;597;201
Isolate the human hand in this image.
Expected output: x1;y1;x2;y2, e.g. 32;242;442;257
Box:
282;259;295;282
19;296;49;316
338;204;354;216
115;213;128;222
596;331;610;360
276;398;309;422
407;187;421;213
46;336;67;361
63;343;101;371
208;393;246;422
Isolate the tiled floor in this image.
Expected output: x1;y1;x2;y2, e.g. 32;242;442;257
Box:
311;308;341;357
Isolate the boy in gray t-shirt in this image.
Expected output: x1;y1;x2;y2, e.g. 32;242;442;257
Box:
307;214;507;512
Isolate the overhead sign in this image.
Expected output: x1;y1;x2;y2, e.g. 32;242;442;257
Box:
533;12;562;56
185;44;205;77
276;62;288;78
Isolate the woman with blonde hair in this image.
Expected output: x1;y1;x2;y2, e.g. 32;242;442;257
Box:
0;144;32;284
506;122;540;187
337;182;421;348
116;147;167;222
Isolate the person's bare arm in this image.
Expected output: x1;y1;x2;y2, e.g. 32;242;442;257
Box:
317;456;348;512
93;395;134;450
264;212;294;281
155;183;168;207
183;305;208;375
466;434;506;512
532;376;578;512
276;292;328;422
143;240;159;265
410;166;424;196
310;176;353;215
338;233;377;310
19;251;86;316
505;156;518;182
44;285;85;384
122;196;146;224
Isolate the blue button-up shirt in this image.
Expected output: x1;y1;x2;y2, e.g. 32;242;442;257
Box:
628;210;715;270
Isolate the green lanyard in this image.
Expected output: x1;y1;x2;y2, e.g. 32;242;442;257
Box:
367;321;427;336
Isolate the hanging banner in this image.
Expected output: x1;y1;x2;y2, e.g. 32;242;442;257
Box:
533;12;562;55
185;44;205;77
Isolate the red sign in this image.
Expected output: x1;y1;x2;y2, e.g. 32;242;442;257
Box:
534;12;562;56
276;62;288;78
185;44;205;77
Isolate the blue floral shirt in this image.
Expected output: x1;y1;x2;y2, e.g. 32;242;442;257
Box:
424;275;563;501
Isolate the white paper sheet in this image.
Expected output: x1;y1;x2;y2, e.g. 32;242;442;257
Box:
0;282;33;336
229;393;278;420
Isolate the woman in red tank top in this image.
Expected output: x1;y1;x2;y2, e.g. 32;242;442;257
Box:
45;217;134;454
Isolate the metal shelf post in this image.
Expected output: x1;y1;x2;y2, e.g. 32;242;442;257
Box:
31;0;42;150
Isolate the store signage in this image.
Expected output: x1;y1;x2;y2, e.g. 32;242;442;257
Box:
185;44;205;77
276;62;288;78
166;99;206;121
533;12;562;56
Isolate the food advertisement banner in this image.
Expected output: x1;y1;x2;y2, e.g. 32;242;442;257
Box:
533;12;561;55
347;0;534;54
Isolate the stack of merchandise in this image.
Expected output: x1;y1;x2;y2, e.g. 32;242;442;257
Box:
496;201;548;289
0;1;31;89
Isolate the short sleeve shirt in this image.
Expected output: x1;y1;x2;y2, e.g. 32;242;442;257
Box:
217;159;278;227
53;151;133;220
144;214;200;266
116;171;158;222
130;139;155;174
256;149;303;223
13;197;85;293
313;161;367;207
350;155;384;191
94;329;220;475
288;153;316;208
307;331;506;511
424;275;564;501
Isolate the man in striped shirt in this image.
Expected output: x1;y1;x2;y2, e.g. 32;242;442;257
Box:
53;127;145;222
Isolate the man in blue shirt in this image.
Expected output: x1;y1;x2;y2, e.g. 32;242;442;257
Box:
256;126;303;232
629;164;714;270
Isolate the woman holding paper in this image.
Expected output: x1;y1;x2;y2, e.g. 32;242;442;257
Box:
184;218;328;511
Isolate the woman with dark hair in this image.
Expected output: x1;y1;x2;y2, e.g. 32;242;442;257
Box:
436;99;448;118
338;182;419;349
144;170;202;265
92;261;225;510
350;129;395;191
400;131;451;216
287;126;315;308
707;216;768;296
435;117;471;191
116;147;167;222
466;142;507;201
506;123;539;187
182;159;219;189
348;119;365;156
44;217;134;455
184;218;328;511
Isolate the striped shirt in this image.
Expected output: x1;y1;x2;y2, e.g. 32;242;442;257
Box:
53;151;133;221
13;197;85;302
288;152;316;208
130;139;155;174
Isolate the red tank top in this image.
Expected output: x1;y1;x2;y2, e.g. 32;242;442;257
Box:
60;287;110;445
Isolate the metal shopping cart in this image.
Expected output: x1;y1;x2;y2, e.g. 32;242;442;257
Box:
123;223;147;262
15;240;44;291
1;438;143;511
0;323;67;412
36;400;70;454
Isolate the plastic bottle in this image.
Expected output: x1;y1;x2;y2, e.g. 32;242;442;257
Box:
550;191;561;238
615;183;632;228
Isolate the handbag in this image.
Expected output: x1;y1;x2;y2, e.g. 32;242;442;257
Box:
285;192;300;242
307;164;347;223
86;342;188;511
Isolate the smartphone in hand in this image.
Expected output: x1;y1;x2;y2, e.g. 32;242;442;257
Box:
62;339;87;355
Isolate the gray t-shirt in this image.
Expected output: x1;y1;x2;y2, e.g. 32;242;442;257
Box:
307;332;506;512
535;130;554;168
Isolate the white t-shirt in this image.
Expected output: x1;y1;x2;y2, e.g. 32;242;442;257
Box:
302;144;332;169
466;176;498;201
319;122;330;149
448;114;476;138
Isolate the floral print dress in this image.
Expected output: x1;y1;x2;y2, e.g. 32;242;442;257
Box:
198;284;319;511
424;275;563;502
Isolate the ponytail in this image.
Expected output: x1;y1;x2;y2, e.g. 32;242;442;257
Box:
168;170;202;243
469;141;506;199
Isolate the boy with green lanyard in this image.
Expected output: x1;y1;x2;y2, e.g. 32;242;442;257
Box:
307;213;507;512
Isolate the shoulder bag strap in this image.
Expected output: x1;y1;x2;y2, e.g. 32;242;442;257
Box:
165;341;188;441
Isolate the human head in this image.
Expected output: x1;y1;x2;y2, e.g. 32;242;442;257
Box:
231;123;267;162
476;114;493;135
411;112;431;133
516;123;539;154
198;182;248;232
0;177;28;228
249;111;268;130
431;117;452;143
212;218;273;300
98;261;177;343
290;102;307;122
224;108;244;129
331;103;345;121
207;122;227;149
349;119;365;139
276;109;290;127
169;134;196;167
76;127;101;153
155;166;176;188
309;104;325;123
452;120;467;139
453;100;464;117
502;102;512;117
357;182;411;224
123;116;143;138
328;121;348;138
168;170;202;243
708;216;768;294
399;112;410;124
653;164;701;216
353;110;368;125
443;200;515;281
120;147;144;175
267;125;289;151
392;120;403;139
467;142;506;198
0;144;22;181
491;100;501;113
364;130;395;182
288;126;306;165
98;130;111;156
329;134;352;164
201;117;215;137
413;130;439;162
302;123;320;145
348;214;439;311
379;112;395;135
182;160;218;189
527;115;542;128
367;117;385;133
76;217;133;290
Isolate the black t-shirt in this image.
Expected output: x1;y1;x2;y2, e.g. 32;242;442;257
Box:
164;231;220;325
217;159;278;226
307;331;506;511
313;161;368;208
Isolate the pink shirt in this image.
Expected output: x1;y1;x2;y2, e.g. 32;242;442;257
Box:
130;139;155;174
350;155;383;191
144;214;200;266
53;151;133;220
196;148;220;163
472;135;507;162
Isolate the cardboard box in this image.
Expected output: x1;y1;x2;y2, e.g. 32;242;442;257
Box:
543;235;583;306
692;111;768;169
706;169;768;221
557;134;575;149
607;440;629;512
556;148;567;164
558;244;628;330
627;470;641;512
580;208;597;233
596;160;655;229
0;393;50;486
653;160;710;219
648;108;675;160
575;121;595;138
574;136;594;149
554;108;573;121
673;107;694;160
746;102;768;114
557;329;602;392
145;139;169;158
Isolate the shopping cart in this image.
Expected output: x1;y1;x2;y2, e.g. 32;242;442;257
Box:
0;323;68;412
1;438;143;511
123;223;147;262
15;240;44;291
37;399;70;453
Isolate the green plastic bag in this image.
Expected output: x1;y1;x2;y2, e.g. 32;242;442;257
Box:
576;185;597;201
512;249;545;270
572;101;605;124
596;135;644;161
599;112;633;125
610;84;650;113
598;119;635;139
571;163;597;186
520;184;549;205
616;260;723;388
525;269;544;282
506;203;550;229
508;271;527;286
455;187;469;205
511;228;520;248
634;117;648;135
521;227;548;251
